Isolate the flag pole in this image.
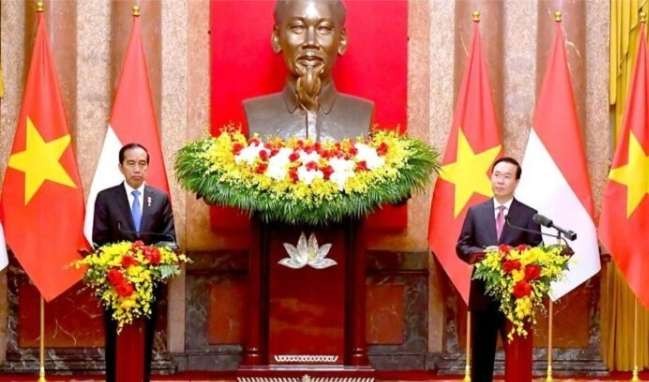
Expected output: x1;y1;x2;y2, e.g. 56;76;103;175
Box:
464;310;472;382
631;298;640;382
545;299;554;382
631;10;646;382
463;12;480;382
38;297;46;382
541;13;563;382
35;2;47;380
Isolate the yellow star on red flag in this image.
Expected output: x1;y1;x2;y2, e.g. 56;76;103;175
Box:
8;117;76;204
608;132;649;217
438;128;501;217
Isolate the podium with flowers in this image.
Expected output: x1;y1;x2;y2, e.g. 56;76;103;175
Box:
176;129;439;371
473;244;570;382
75;241;189;381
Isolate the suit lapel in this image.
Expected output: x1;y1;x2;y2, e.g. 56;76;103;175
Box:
482;200;498;245
500;198;521;243
140;186;153;234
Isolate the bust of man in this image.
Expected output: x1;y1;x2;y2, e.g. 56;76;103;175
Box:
243;0;374;141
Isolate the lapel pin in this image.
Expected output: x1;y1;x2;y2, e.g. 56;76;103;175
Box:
147;196;152;208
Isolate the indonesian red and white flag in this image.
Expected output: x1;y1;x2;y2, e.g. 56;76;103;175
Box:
83;14;169;243
516;22;600;300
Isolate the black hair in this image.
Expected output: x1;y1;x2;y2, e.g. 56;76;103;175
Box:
119;143;150;164
274;0;346;25
491;156;522;179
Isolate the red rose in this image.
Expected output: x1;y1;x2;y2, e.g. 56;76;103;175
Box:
321;165;334;180
255;162;268;174
356;161;368;172
306;161;318;171
502;259;521;273
289;152;300;162
516;244;531;252
115;281;134;297
513;281;532;298
524;264;541;281
232;142;244;155
377;142;389;156
259;150;269;161
320;150;332;159
106;269;124;287
288;168;299;183
144;247;161;265
270;148;279;156
304;145;314;154
132;240;145;250
314;142;322;152
349;147;358;156
249;138;260;146
120;255;138;268
498;244;512;254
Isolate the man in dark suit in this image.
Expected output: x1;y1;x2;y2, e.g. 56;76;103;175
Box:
456;157;542;382
92;143;175;382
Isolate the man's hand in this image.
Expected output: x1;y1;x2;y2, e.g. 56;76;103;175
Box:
469;252;486;264
560;245;575;258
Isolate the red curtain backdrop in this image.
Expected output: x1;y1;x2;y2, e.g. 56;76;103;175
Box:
210;0;407;232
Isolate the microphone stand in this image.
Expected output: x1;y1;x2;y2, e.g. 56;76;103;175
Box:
505;218;574;382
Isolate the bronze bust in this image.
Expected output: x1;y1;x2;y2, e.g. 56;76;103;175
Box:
244;0;374;141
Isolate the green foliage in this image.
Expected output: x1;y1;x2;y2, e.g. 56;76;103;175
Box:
175;135;440;225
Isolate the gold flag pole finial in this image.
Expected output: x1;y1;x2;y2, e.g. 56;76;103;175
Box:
472;11;480;23
554;11;562;22
641;11;647;24
132;4;141;17
36;1;44;13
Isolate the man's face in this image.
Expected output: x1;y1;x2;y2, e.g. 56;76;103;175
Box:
273;0;346;83
490;161;519;200
119;147;149;189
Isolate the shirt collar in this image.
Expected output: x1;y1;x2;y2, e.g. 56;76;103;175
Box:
493;197;513;211
123;182;145;196
282;81;337;115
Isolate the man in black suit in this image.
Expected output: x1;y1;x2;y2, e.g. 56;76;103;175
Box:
456;157;542;382
92;143;175;382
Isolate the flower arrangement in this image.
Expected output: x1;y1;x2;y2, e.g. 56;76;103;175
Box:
175;126;439;225
473;244;570;340
74;241;190;332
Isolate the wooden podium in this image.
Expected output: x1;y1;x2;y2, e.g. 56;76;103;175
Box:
504;323;534;382
240;218;370;371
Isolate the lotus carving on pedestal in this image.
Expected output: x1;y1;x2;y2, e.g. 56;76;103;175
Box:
279;233;336;270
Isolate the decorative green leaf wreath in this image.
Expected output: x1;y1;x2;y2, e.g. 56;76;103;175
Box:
175;127;440;225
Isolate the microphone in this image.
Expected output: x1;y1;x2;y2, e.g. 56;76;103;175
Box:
505;216;547;237
532;213;577;241
117;221;177;248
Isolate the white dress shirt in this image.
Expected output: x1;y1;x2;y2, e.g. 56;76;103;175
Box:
493;197;513;220
123;182;145;210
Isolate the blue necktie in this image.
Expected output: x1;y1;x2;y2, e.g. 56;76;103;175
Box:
131;190;142;234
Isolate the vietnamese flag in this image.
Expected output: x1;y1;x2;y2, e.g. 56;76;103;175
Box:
599;24;649;309
428;19;502;304
0;10;86;301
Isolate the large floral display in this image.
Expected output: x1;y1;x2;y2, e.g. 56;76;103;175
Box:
175;127;440;225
